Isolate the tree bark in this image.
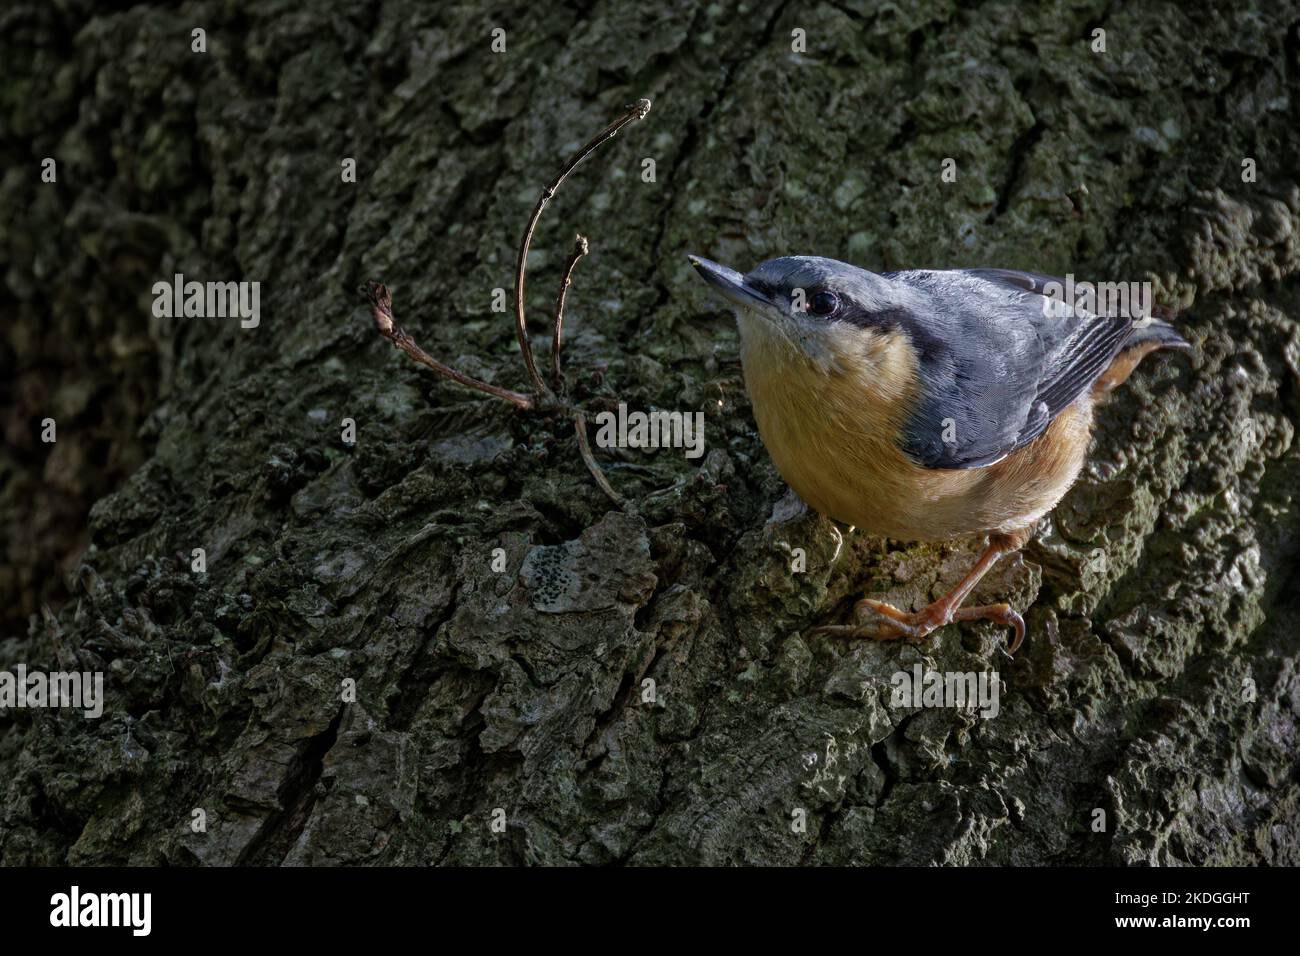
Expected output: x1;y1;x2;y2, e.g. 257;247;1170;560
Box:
2;0;1298;865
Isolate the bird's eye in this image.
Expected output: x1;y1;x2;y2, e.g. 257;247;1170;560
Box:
809;290;839;316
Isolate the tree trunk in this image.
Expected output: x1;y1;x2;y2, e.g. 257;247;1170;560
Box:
2;0;1298;865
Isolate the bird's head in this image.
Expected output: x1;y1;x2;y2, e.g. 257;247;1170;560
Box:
688;254;908;375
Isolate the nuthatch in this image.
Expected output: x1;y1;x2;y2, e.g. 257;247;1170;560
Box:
689;254;1191;653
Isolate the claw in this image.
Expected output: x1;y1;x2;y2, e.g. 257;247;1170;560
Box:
952;603;1025;656
811;598;1027;654
853;600;927;640
809;598;931;643
807;622;913;643
807;532;1031;655
829;524;845;563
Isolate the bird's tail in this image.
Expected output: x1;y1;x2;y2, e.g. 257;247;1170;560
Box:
1093;312;1192;395
1125;311;1192;353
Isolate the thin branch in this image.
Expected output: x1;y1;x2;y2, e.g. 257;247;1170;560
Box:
360;98;652;508
361;281;535;410
556;237;623;507
550;233;589;392
514;98;652;398
573;410;624;507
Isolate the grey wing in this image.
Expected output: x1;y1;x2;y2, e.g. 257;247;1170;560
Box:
963;267;1063;296
896;268;1132;470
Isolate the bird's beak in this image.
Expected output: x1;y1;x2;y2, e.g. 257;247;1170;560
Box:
688;255;772;311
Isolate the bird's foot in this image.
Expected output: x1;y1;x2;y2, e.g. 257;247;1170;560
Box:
811;597;1025;656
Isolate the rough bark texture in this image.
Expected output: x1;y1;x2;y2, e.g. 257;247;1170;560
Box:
2;0;1299;866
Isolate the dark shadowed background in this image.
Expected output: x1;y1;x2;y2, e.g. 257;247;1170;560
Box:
1;0;1298;864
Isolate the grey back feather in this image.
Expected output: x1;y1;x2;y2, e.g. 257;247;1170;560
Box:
887;268;1142;469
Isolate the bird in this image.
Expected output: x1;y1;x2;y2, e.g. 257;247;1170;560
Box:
688;254;1191;654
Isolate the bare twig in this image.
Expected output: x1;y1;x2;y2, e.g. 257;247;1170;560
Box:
361;98;652;508
515;98;652;398
573;410;624;507
550;233;589;392
361;281;534;410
